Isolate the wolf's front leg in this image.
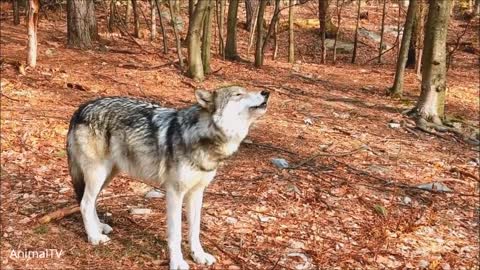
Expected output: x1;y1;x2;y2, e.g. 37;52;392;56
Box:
166;187;189;270
186;187;216;266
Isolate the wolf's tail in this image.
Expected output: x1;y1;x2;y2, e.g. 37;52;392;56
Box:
67;131;85;204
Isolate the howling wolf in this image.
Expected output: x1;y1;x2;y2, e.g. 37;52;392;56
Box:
66;86;270;269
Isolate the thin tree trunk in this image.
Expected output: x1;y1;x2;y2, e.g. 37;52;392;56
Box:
26;0;39;67
407;3;420;68
288;0;295;63
245;0;257;31
378;0;387;63
333;0;343;64
168;0;184;69
154;0;168;53
247;2;259;55
150;0;157;40
254;0;267;67
188;0;210;81
202;0;213;73
108;0;116;33
125;0;131;24
389;0;417;97
216;0;225;57
415;2;424;76
351;0;361;63
189;0;196;19
131;0;140;38
272;12;278;60
13;0;21;25
396;1;401;57
261;0;280;55
225;0;240;60
319;0;328;64
412;0;451;124
67;0;97;49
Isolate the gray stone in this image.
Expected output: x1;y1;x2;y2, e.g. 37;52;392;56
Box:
145;189;165;199
272;158;289;169
418;259;429;269
324;39;354;54
416;182;452;192
388;122;401;129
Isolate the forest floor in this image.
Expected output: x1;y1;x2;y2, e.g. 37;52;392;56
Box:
1;1;479;270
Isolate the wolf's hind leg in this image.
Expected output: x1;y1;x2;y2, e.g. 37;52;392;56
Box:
80;163;112;245
94;167;118;235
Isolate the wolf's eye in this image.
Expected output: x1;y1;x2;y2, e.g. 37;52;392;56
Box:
234;93;242;97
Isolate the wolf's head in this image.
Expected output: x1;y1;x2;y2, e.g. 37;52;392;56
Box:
195;86;270;140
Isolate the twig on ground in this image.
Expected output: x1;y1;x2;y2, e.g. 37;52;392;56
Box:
289;146;366;169
1;93;24;102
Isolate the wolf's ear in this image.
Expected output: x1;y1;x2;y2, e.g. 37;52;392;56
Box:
195;89;213;109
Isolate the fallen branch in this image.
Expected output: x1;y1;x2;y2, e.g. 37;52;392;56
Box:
289;146;366;169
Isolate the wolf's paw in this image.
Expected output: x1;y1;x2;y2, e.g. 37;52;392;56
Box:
191;251;216;266
88;234;111;245
100;223;113;234
169;257;189;270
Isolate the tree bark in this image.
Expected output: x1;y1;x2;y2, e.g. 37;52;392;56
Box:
150;0;157;40
13;0;21;25
407;3;420;68
351;0;361;63
332;0;343;64
108;0;116;33
319;0;328;64
254;0;267;67
216;0;225;56
412;0;451;124
67;0;97;49
131;0;140;38
188;0;210;81
168;0;184;69
154;0;168;53
225;0;240;60
389;0;417;97
125;0;131;24
202;0;214;73
378;0;387;63
288;0;295;63
26;0;39;67
245;0;257;31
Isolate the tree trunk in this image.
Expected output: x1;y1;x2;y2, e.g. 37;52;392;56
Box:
131;0;140;38
188;0;210;81
288;0;295;63
272;12;278;60
412;0;451;124
13;0;21;25
26;0;39;67
378;0;387;63
67;0;97;49
108;0;116;33
407;3;420;68
245;0;257;31
332;0;343;64
154;0;168;53
126;0;131;24
351;0;361;63
202;0;213;74
254;0;267;67
189;0;196;19
216;0;225;56
168;0;184;69
225;0;240;60
150;0;157;40
319;0;328;64
389;0;417;98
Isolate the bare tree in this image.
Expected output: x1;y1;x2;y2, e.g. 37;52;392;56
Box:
254;0;267;67
332;0;344;64
389;0;417;97
202;0;214;73
108;0;116;33
288;0;295;63
319;0;329;64
245;0;258;31
409;0;452;126
154;0;168;53
150;0;157;40
131;0;140;38
27;0;39;67
378;0;387;63
351;0;361;63
188;0;210;81
13;0;21;25
168;0;184;69
67;0;97;49
225;0;240;60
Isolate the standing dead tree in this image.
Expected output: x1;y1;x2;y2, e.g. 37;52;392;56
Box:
154;0;168;53
27;0;40;67
389;0;418;97
13;0;21;25
351;0;361;63
378;0;387;63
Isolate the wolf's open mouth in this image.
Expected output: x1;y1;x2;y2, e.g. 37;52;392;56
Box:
251;101;267;109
